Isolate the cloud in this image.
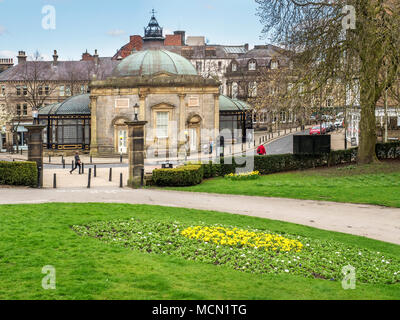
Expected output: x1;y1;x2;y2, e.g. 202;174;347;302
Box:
0;25;6;36
107;29;126;37
0;50;15;59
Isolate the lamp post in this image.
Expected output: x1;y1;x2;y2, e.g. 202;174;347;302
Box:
134;103;139;121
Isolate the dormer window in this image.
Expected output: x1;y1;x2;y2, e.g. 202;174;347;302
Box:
271;60;278;69
248;60;257;71
232;63;237;72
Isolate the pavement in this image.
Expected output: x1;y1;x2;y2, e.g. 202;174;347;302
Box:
0;187;399;245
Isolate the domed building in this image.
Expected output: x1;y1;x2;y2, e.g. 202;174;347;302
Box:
89;48;221;157
38;49;253;156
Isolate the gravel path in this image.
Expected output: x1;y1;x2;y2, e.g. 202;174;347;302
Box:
1;187;399;245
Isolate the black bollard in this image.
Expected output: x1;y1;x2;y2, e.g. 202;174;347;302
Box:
49;155;51;163
109;168;112;182
120;173;123;188
21;149;23;155
94;165;97;177
72;160;74;170
120;154;123;163
90;155;92;164
62;159;65;169
61;155;64;164
37;166;43;189
81;163;85;174
53;173;57;189
87;168;92;189
140;168;145;187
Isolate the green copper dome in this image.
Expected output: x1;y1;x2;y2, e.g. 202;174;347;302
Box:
219;95;251;111
112;49;198;77
39;94;90;115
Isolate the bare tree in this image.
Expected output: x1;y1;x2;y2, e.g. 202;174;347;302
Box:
17;51;58;111
0;89;23;153
256;0;400;164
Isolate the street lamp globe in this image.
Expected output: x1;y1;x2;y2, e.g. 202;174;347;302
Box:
134;103;139;121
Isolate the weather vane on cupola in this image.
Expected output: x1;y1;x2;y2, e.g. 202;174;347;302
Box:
144;9;164;40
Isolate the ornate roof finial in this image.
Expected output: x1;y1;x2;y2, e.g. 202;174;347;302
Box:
144;9;163;40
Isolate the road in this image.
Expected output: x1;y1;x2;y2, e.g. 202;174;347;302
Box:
264;130;308;155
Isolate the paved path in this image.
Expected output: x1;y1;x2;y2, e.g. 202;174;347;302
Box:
1;187;400;245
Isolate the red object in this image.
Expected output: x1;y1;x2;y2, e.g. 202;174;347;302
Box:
309;126;326;135
257;145;266;155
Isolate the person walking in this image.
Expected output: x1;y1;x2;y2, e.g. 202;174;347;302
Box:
257;144;266;156
70;152;82;174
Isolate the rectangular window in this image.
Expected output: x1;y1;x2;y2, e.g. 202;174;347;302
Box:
196;61;202;73
81;85;85;94
23;104;28;116
60;85;65;97
66;85;71;96
16;104;21;116
218;61;222;72
156;112;169;138
23;86;27;96
0;85;5;96
45;86;50;95
16;86;21;96
38;86;43;96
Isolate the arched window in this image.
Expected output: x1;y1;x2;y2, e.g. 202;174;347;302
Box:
248;60;257;71
232;82;238;99
271;60;278;69
249;81;257;97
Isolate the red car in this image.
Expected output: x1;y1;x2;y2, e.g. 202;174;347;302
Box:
309;126;326;135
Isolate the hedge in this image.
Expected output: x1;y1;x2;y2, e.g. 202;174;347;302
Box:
0;161;38;187
153;142;400;186
152;164;204;187
201;142;400;178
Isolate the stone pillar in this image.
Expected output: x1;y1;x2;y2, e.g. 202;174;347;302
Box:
214;93;220;141
89;95;98;156
125;121;148;188
139;93;146;122
5;123;13;152
25;125;46;188
178;94;186;141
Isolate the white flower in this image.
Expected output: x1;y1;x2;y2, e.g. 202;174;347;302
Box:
285;269;289;273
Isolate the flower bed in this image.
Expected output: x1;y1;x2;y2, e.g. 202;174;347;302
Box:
72;218;400;284
181;226;303;253
224;171;260;181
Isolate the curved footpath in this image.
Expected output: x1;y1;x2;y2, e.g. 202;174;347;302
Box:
1;187;400;245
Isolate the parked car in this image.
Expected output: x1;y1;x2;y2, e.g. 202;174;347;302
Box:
325;122;334;132
309;125;326;135
334;118;344;128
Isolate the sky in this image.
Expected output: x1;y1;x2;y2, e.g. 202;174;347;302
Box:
0;0;265;62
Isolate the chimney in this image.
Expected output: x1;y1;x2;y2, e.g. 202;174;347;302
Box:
244;43;249;51
93;49;99;66
174;31;186;46
52;50;59;65
17;51;27;64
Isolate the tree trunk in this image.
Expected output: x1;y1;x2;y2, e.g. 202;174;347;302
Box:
358;77;378;164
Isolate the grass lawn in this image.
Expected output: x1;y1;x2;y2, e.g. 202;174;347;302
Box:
165;160;400;208
0;203;399;300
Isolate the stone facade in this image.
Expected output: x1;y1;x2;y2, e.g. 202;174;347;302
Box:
90;75;219;157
